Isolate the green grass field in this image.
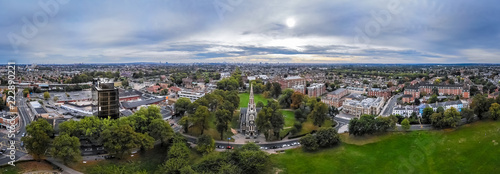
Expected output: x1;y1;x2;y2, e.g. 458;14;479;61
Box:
281;110;296;128
238;93;269;108
272;121;500;174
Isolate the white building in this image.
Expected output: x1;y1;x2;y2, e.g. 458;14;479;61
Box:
342;97;385;117
178;90;205;102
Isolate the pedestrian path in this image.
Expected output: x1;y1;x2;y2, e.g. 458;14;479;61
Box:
46;158;83;174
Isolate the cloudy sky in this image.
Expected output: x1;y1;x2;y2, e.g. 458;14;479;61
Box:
1;0;499;64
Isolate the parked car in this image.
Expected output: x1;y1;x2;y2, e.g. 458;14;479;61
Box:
226;146;233;149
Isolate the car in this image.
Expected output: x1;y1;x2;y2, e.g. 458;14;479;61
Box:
22;133;26;137
20;142;24;147
226;146;233;149
1;149;6;153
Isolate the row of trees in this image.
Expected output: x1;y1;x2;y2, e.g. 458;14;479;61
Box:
300;127;341;152
256;100;284;140
175;89;239;140
248;79;282;98
155;134;271;174
348;115;398;136
22;105;174;164
471;94;500;120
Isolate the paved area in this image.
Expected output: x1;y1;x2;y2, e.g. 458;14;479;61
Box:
381;94;403;116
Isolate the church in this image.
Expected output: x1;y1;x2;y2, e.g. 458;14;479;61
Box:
240;84;261;139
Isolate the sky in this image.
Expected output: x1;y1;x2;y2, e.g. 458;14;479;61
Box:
0;0;499;64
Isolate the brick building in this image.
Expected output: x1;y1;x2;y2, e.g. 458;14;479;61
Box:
321;88;350;107
307;83;326;97
367;88;392;99
278;76;306;91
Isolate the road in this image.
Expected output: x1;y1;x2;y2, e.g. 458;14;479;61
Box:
381;94;403;116
0;89;32;165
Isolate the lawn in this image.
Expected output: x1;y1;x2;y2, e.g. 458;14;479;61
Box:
294;118;334;136
1;160;54;174
238;93;269;108
272;121;500;174
281;110;296;128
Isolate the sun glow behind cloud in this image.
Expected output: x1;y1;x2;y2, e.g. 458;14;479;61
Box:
0;0;499;64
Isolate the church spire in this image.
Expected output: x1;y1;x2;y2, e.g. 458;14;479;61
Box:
249;83;254;105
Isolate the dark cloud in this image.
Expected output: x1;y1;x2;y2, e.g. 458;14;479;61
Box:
0;0;499;63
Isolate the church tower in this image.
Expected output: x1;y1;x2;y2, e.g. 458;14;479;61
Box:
245;84;257;138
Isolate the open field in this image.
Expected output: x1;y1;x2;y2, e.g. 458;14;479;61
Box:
1;160;55;174
272;121;500;174
238;93;269;108
281;110;296;128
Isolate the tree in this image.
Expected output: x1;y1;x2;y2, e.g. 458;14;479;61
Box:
236;145;270;174
262;91;271;98
300;134;318;152
290;92;304;109
328;106;339;118
101;121;154;159
401;118;410;131
414;98;421;105
22;119;54;160
315;127;340;148
148;119;174;145
375;115;397;132
437;106;445;113
51;134;81;164
443;107;461;128
348;115;377;136
434;79;442;85
387;82;394;88
179;116;190;133
431;107;461;128
294;109;306;123
160;139;190;174
215;109;232;140
428;94;438;104
278;89;294;108
310;102;328;127
461;108;475;123
488;103;500;120
271;82;282;98
175;98;191;116
422;107;434;124
192;106;211;135
256;101;264;108
256;108;272;140
197;135;215;154
43;91;50;100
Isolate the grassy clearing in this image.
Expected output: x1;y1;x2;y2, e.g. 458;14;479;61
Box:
294;118;334;136
1;160;54;174
238;93;269;108
281;110;296;128
272;121;500;174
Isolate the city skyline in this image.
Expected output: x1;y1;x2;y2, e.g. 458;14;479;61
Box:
1;0;500;64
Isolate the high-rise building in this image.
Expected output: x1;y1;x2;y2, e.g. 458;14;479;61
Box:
92;79;120;119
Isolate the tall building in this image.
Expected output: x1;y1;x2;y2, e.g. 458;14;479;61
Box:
92;79;119;119
240;84;258;139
